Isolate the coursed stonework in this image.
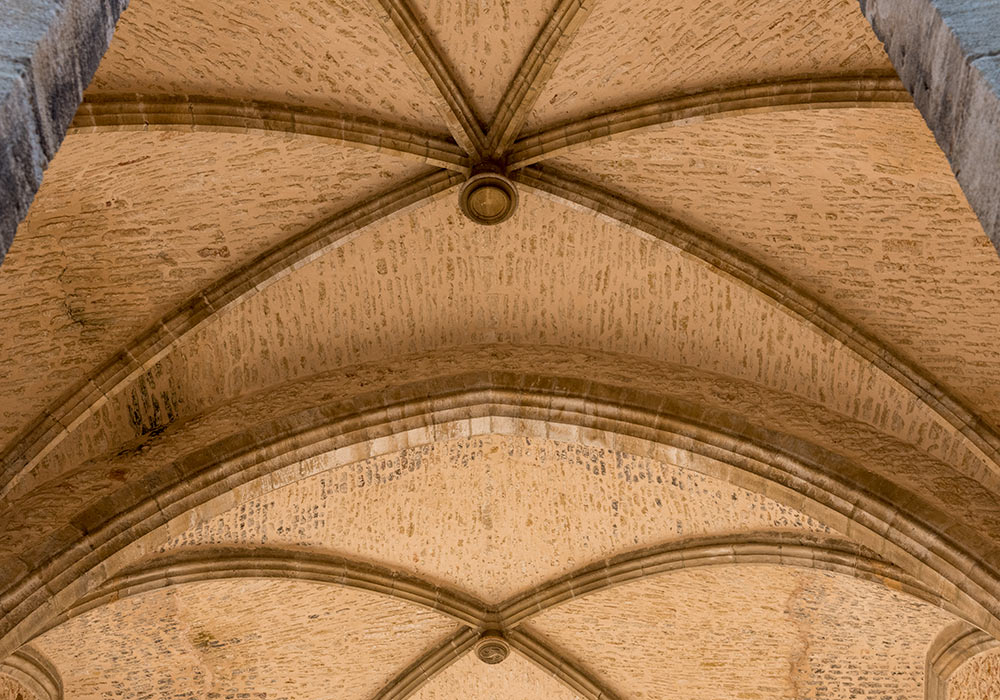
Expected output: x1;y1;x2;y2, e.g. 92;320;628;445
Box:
2;0;999;696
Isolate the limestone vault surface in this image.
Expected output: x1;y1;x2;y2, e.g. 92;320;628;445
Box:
2;0;1000;697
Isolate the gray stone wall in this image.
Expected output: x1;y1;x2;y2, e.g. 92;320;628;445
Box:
860;0;1000;253
0;0;128;264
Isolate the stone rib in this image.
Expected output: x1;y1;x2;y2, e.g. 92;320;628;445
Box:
0;168;464;499
507;628;620;700
71;95;469;171
367;0;487;156
485;0;595;158
371;627;479;700
499;533;949;627
512;164;1000;482
60;547;489;629
508;76;910;168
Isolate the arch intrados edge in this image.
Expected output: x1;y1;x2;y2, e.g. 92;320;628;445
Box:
5;133;1000;510
3;375;999;663
0;644;61;700
65;76;907;175
925;621;1000;700
30;534;957;700
38;534;951;636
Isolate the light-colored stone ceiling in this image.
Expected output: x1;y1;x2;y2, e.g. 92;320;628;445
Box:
85;0;447;131
549;107;1000;425
0;131;429;449
9;192;997;562
33;580;458;699
3;0;999;696
160;434;832;602
523;0;894;131
410;651;582;700
529;565;954;699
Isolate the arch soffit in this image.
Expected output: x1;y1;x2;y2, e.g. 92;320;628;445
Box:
5;164;999;510
0;644;62;700
925;621;1000;700
35;534;959;700
51;533;946;634
3;375;1000;661
5;0;998;522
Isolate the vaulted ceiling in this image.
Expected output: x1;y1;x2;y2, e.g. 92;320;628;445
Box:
1;0;1000;698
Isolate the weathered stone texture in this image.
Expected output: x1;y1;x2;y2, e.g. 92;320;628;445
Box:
24;192;991;538
61;191;976;469
860;0;1000;252
4;0;1000;695
0;131;429;449
34;579;457;699
86;0;447;131
950;646;1000;700
525;0;893;131
0;675;38;700
162;434;830;603
0;0;128;264
7;191;1000;611
410;650;583;700
549;107;1000;428
530;566;955;699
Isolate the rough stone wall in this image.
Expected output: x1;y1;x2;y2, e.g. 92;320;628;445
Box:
530;566;954;699
950;647;1000;700
164;434;831;603
34;579;457;700
859;0;1000;253
410;651;581;700
0;0;128;264
0;675;36;700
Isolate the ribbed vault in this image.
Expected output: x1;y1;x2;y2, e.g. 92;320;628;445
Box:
2;0;999;697
22;434;974;699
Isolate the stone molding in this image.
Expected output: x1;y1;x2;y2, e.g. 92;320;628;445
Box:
71;94;469;171
506;629;619;700
367;0;486;155
49;533;935;634
0;168;463;498
45;533;921;700
498;533;950;627
0;644;62;700
507;76;911;168
926;621;1000;700
3;375;999;658
514;164;1000;474
484;0;595;157
0;0;129;264
62;547;489;629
